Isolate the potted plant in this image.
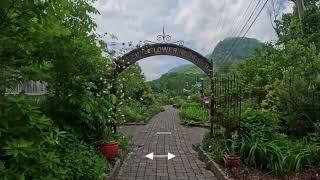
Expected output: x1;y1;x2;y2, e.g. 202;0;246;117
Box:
223;150;241;167
97;128;119;161
223;134;241;167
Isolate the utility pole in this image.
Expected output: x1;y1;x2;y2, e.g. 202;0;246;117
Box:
295;0;305;33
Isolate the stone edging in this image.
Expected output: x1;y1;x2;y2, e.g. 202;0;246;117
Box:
107;143;133;179
183;123;211;128
192;143;233;180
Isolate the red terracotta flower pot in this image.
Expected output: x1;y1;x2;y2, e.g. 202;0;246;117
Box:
99;142;119;160
225;156;241;167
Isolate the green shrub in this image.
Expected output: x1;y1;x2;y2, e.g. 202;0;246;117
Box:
0;96;109;179
0;96;65;179
114;133;131;150
180;102;209;125
120;100;163;123
57;132;108;180
240;107;279;140
202;130;226;163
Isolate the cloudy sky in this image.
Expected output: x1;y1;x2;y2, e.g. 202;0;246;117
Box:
92;0;293;81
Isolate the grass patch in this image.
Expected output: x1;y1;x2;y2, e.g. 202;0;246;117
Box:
179;102;209;125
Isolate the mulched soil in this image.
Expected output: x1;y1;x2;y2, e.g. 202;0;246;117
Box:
220;164;320;180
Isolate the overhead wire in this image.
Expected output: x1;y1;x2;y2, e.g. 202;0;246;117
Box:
226;0;256;39
221;0;263;63
223;0;270;62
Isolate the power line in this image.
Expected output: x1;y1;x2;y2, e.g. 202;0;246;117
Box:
217;0;227;34
224;0;270;61
222;0;263;62
219;0;229;34
220;0;258;62
227;0;256;39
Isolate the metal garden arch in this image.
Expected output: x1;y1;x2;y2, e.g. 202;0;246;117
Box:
113;43;215;134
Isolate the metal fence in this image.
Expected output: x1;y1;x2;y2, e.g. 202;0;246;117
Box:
5;81;47;95
212;74;242;136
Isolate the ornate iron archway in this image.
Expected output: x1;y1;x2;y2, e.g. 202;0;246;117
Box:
115;43;212;76
111;29;215;135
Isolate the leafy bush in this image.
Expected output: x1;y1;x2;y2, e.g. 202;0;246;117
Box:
57;132;108;180
201;3;320;176
0;96;64;179
240;108;279;140
202;130;226;163
235;107;320;174
114;133;131;150
0;96;109;179
180;102;209;125
120;100;163;123
172;96;185;108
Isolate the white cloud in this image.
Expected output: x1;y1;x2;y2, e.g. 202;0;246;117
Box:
93;0;293;80
138;56;191;81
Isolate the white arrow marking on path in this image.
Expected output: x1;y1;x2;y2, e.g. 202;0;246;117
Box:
145;152;175;160
167;152;175;160
156;132;172;135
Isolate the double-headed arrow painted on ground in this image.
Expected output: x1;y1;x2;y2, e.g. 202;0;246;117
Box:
145;131;175;160
145;152;175;160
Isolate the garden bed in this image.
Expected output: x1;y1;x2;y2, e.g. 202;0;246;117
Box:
193;143;232;180
123;114;153;125
193;143;320;180
179;102;209;126
120;102;164;124
123;105;164;125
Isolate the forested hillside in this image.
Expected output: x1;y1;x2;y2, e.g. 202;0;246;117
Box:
209;37;263;62
149;65;207;97
150;37;262;97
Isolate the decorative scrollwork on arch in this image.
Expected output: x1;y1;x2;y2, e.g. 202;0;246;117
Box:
144;27;184;46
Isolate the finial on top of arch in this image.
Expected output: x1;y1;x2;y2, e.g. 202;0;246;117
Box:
144;26;184;46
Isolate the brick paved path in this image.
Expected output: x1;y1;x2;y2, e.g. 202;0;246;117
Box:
114;106;216;180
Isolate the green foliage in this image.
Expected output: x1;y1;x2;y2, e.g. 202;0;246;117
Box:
0;0;112;178
203;2;320;176
0;95;110;179
114;133;131;150
116;65;164;123
167;96;185;108
236;135;320;174
149;37;262;102
119;100;163;123
208;37;263;71
202;130;226;163
240;108;279;140
57;132;108;180
180;102;209;125
0;96;63;179
149;67;208;98
167;64;204;74
275;3;320;50
0;96;64;179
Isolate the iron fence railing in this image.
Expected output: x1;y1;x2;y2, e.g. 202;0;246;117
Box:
212;74;242;136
